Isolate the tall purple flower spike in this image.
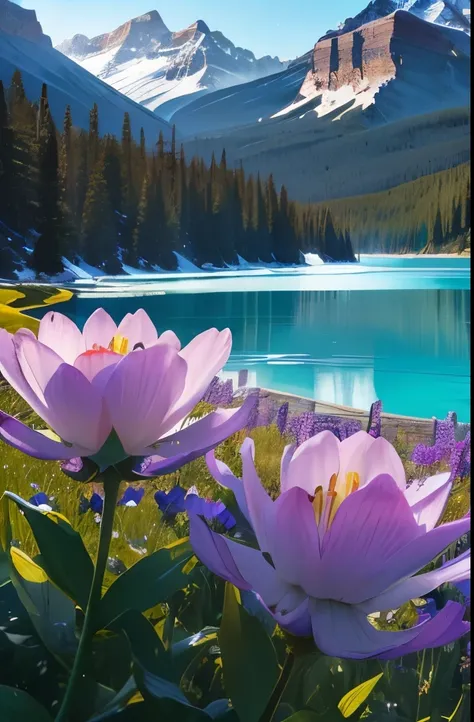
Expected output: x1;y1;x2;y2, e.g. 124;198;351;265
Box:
276;403;289;435
412;412;458;468
367;400;382;438
0;310;253;480
194;430;470;660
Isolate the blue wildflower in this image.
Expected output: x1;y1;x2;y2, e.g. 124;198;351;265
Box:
154;486;187;520
117;487;145;507
29;492;52;511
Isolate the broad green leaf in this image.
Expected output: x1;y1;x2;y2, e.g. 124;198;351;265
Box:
8;546;77;658
172;627;219;680
112;610;212;721
0;685;53;722
4;491;93;609
97;539;194;629
281;713;320;722
219;583;279;722
338;672;383;718
11;547;48;583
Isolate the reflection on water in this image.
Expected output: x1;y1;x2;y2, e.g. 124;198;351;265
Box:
56;287;470;421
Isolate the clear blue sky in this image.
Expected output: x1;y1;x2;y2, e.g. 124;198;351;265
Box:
18;0;361;59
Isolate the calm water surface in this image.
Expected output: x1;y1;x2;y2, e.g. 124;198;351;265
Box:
44;258;471;421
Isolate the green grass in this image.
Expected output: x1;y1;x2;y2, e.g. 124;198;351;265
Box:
0;383;470;586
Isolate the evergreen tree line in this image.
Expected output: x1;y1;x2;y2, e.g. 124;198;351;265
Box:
0;72;353;277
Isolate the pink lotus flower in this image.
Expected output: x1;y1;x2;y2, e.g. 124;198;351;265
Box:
0;308;252;473
191;430;470;659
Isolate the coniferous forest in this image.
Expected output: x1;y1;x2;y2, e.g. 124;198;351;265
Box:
0;72;354;278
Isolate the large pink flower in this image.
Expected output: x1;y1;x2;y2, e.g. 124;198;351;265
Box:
190;431;470;659
0;308;251;470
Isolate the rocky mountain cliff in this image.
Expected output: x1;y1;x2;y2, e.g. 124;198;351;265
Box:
0;0;171;140
0;0;52;46
323;0;470;38
56;10;285;120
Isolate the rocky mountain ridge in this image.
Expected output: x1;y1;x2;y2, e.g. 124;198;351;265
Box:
56;9;285;119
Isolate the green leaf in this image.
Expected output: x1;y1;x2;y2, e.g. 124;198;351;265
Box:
97;538;194;629
9;547;77;658
3;491;93;609
338;673;383;718
281;713;320;722
0;685;53;722
219;583;279;722
172;627;219;681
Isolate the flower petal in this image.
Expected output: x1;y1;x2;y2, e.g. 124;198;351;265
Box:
14;332;63;405
164;328;232;429
206;450;250;522
117;309;158;349
104;344;187;455
74;350;122;384
189;514;251;590
152;397;255;460
337;430;375;490
0;329;48;414
43;363;111;452
82;309;117;350
378;602;469;660
272;598;312;637
284;431;340;495
310;599;422;660
319;475;422;604
156;330;181;350
267;487;322;598
240;437;274;553
363;436;406;489
358;549;471;614
280;443;296;492
372;515;471;598
38;311;85;363
409;474;453;531
0;410;88;460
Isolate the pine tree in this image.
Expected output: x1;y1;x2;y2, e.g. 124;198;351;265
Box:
82;154;117;269
88;103;99;169
255;174;272;262
0;80;17;228
8;70;38;233
120;112;137;261
58;105;76;257
32;107;63;275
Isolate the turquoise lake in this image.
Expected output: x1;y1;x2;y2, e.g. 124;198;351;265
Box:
44;257;470;422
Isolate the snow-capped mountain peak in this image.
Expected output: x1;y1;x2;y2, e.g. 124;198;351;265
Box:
323;0;470;38
56;10;286;120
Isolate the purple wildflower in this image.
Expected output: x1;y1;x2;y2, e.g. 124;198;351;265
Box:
185;491;236;530
202;376;234;406
246;393;260;431
413;412;459;467
367;400;382;438
276;403;289;435
257;397;277;427
449;432;470;481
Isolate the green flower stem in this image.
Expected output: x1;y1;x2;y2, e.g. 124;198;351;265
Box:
259;650;295;722
55;474;121;722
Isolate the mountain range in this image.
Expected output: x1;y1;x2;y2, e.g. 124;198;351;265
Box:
0;0;171;140
56;11;285;121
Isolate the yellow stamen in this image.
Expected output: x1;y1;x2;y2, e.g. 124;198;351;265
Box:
345;471;360;497
312;486;323;524
108;335;129;355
